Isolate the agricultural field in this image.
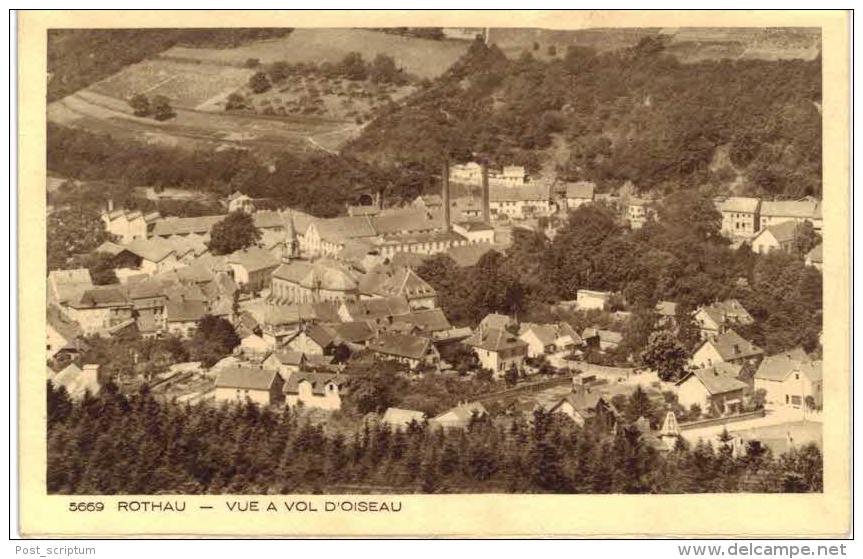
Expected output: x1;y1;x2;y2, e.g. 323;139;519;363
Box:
47;88;349;154
89;58;255;111
161;28;471;79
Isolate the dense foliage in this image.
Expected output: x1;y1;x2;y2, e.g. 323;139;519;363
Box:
47;124;432;217
347;38;821;198
47;207;111;270
47;28;292;101
46;382;822;494
416;196;822;358
207;211;262;255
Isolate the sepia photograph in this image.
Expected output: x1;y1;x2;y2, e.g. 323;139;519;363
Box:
16;9;852;538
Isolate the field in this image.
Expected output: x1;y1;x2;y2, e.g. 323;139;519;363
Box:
89;59;255;111
48;89;351;154
160;28;471;79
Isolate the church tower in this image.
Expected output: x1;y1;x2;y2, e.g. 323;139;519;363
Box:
282;211;299;263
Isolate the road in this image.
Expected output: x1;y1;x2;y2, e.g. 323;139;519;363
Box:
679;406;818;444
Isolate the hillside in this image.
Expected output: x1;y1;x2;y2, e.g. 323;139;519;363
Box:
47;28;292;101
346;37;822;199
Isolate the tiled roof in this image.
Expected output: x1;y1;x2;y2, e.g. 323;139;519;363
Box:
432;401;487;424
342;296;411;321
152;215;223;237
759;220;799;244
372;209;441;235
313;216;377;243
48;268;92;287
464;327;527;353
760;200;821;220
565;181;596;199
215;367;280;390
703;329;763;361
489;184;550;202
165;299;208;323
679;367;748;396
272;259;358;292
46;305;84;342
719;197;760;213
479;313;513;331
228;246;279;273
305;324;336;348
330;321;377;344
698;299;754;327
283;371;347;395
368;332;433;360
71;286;131;309
393;308;452;333
253;211;287;230
123;238;177;263
755;351;821;382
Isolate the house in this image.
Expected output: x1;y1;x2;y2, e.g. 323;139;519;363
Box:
63;286;134;335
518;322;582;358
694;299;754;339
452;221;495;245
489;184;554;219
675;366;749;416
718;197;761;239
151;215;224;238
127;279;167;335
759;199;822;232
227;191;255;213
367;332;440;370
805;244;823;271
47;268;93;306
270;258;359;305
478;313;515;332
381;407;426;430
239;333;271;359
111;238;185;276
655;300;678;328
565;181;596;210
448;161;484;184
463;328;528;376
263;350;308;377
574;289;610;311
286;324;336;356
429;401;488;430
626;198;654;229
51;363;100;400
214;366;285;406
338;296;412;327
358;265;437;309
581;328;623;352
165;299;208;338
754;351;823;410
750;221;799;255
549;386;619;430
283;371;348;410
228;247;279;291
101;204;160;242
391;308;452;336
46;306;87;361
690;329;763;369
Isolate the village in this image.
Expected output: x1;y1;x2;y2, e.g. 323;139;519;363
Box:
45;156;824;461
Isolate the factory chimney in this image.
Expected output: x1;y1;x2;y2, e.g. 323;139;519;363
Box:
442;160;451;231
481;163;490;224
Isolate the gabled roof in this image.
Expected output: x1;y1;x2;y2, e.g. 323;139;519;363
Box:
273;259;358;291
677;367;748;396
330;321;377;344
382;407;426;427
551;389;609;416
697;299;754;327
269;350;306;367
756;220;799;244
519;323;558;346
123;238;177;263
305;324;336;349
755;351;821;383
478;313;513;331
70;286;131;309
342;296;411;321
215;367;281;391
372;209;440;235
361;266;436;300
565;181;596;199
152;215;224;237
228;246;279;273
760;200;821;220
719;197;760;214
127;279;165;301
464;327;527;353
46;305;84;343
165;299;208;323
393;308;452;333
47;268;93;291
312;215;377;243
700;329;763;361
432;401;487;423
283;371;347;395
368;332;433;360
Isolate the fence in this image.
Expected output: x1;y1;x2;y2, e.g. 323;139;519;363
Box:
678;409;766;431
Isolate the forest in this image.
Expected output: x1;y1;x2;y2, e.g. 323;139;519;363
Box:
47;28;292;101
347;37;822;198
47;381;822;495
416;196;822;359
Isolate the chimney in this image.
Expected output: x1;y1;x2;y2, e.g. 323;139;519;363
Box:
82;364;100;383
107;199;114;212
481;163;490;224
442;160;451;232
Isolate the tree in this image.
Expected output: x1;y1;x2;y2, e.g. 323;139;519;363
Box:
47;208;111;270
207;211;262;255
339;52;368;81
225;93;247;111
503;364;519;387
83;252;119;285
128;93;150;117
190;315;240;368
344;356;405;415
793;221;821;258
249;71;271;94
640;330;689;382
369;54;400;84
151;95;175;121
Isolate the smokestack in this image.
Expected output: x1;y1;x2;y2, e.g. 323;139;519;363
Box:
481;163;490;224
442;160;451;231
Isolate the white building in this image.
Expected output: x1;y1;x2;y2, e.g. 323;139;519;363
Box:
754;350;822;409
718;197;761;239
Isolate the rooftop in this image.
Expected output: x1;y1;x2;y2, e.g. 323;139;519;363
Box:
215;367;281;391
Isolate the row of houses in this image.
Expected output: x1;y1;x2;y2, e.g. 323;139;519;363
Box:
716;196;823;241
